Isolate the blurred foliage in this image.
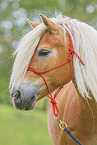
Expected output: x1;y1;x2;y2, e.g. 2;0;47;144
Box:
0;0;97;105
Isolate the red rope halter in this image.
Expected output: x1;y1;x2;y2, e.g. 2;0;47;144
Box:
27;34;85;117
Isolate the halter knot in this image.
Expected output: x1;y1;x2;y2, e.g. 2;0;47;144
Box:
69;46;75;53
35;70;41;74
50;98;57;104
50;98;59;117
68;57;72;62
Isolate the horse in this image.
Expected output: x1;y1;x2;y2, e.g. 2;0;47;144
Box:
10;14;97;145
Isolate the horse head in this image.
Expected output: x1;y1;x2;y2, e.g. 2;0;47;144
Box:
10;14;71;110
10;14;97;112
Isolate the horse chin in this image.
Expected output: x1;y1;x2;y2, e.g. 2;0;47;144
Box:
24;100;36;110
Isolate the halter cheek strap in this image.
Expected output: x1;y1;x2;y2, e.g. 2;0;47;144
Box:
27;34;85;117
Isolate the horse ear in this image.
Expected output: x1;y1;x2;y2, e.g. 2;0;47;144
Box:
27;19;40;28
39;14;60;34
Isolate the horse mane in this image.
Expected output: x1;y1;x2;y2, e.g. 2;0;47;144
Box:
10;15;97;101
65;19;97;100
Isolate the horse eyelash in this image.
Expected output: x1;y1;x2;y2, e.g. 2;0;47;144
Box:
38;49;50;57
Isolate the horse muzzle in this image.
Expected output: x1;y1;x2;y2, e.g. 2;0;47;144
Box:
10;83;39;110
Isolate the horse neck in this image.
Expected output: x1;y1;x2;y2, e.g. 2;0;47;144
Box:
72;79;97;116
56;81;97;136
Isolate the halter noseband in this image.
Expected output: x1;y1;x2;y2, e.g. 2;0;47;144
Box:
27;34;85;117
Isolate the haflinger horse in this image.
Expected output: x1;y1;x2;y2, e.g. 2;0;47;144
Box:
10;14;97;145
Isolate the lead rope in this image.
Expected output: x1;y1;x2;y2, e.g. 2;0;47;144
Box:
27;34;84;145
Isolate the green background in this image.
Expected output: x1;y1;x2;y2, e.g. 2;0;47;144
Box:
0;0;97;144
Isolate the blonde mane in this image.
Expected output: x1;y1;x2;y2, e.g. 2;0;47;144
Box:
10;15;97;100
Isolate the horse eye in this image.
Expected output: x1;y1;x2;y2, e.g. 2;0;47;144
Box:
38;49;50;57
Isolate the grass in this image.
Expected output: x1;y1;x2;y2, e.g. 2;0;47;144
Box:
0;104;53;145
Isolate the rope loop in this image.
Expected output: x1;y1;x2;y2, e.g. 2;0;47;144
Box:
50;98;59;116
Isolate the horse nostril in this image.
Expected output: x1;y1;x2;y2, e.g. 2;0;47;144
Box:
32;96;35;101
14;90;21;99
